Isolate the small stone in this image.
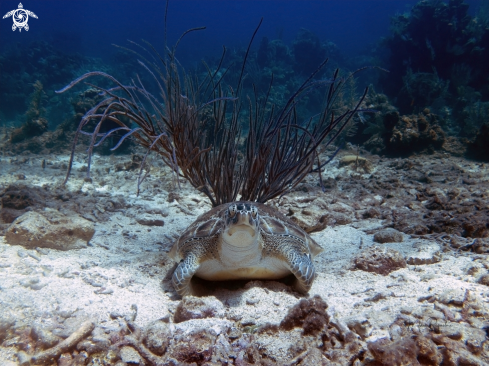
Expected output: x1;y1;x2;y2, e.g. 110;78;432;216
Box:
174;296;225;323
17;249;28;258
109;311;124;319
16;351;31;366
339;155;372;172
246;298;259;305
437;289;465;306
58;269;74;279
32;325;61;349
389;324;402;341
36;247;49;255
27;251;41;261
94;287;113;295
30;283;47;290
373;229;403;243
472;238;489;254
241;318;256;327
228;327;242;340
478;274;489;286
406;242;441;265
400;307;412;315
346;317;372;339
352;245;407;275
20;277;39;287
365;292;392;302
119;346;143;365
136;215;165;227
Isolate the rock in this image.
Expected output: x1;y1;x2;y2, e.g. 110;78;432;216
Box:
472;238;489;254
363;207;382;219
352;245;407;275
297;347;323;365
339;155;372;173
169;327;216;364
373;228;403;243
368;335;441;366
119;346;143;365
0;317;15;343
289;210;329;233
436;289;465;306
478;274;489;286
156;319;233;363
31;324;61;349
346;317;372;339
449;235;470;249
136;214;165;226
0;207;25;224
280;295;329;335
144;319;171;356
406;242;441;265
174;296;225;323
290;210;351;233
5;209;95;250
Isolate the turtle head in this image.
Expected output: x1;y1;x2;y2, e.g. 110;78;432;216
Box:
222;202;260;248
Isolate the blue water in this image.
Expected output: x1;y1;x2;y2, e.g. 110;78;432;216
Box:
0;0;485;125
1;0;481;59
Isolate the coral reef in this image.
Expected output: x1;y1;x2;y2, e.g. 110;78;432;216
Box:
382;0;489;108
385;109;446;155
379;0;489;143
468;123;489;161
9;81;48;144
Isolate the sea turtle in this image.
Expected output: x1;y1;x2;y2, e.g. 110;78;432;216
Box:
2;3;38;32
169;201;323;297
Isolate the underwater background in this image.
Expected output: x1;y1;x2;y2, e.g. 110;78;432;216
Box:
1;2;489;365
1;0;488;160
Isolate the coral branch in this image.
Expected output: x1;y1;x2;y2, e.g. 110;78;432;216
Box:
28;320;95;364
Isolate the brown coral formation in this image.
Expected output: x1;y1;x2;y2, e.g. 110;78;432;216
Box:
279;295;329;335
385;109;446;155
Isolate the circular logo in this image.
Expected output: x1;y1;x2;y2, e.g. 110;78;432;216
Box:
13;9;28;28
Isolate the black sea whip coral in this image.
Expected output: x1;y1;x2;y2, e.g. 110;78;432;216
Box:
56;16;367;207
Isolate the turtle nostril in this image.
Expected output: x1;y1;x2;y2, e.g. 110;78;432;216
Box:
228;204;237;218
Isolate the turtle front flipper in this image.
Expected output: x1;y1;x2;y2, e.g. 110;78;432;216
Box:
172;253;200;297
286;249;316;294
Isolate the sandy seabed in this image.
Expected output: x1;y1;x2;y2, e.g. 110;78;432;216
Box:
0;142;488;365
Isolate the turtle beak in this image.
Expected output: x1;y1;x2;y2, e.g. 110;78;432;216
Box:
236;212;254;226
228;213;256;237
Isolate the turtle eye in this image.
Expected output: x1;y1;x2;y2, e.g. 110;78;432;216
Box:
228;204;237;218
251;206;258;219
